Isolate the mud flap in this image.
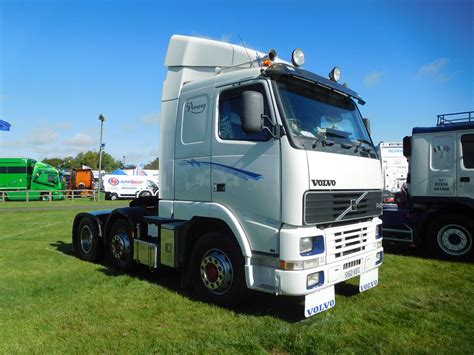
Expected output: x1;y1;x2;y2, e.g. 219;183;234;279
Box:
359;268;379;292
304;286;335;318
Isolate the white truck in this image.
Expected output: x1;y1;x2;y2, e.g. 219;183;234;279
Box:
72;35;383;317
103;174;159;200
382;111;474;260
376;142;408;202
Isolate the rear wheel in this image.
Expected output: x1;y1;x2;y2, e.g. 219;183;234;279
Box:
110;193;119;201
107;219;136;271
76;218;103;262
190;232;248;308
427;214;474;260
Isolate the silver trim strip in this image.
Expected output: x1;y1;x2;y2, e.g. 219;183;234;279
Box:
335;191;369;221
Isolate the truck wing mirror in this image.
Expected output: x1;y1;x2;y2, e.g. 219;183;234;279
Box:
241;91;264;134
403;136;411;158
363;117;371;135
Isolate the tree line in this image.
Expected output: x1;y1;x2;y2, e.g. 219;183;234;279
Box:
42;151;159;171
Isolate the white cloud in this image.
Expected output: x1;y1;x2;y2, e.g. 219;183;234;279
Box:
28;128;59;145
363;71;384;88
417;58;452;81
65;133;95;147
141;112;160;125
57;122;73;130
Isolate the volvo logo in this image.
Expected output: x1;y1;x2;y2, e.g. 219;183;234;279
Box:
311;179;336;187
350;199;358;211
336;191;369;221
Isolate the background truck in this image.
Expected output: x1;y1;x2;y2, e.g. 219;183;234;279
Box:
103;174;158;200
382;111;474;260
376;142;408;203
72;35;383;318
0;158;65;201
66;168;94;197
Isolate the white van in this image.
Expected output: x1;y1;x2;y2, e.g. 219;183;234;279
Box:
103;175;158;200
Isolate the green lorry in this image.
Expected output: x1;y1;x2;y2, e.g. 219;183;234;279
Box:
0;158;65;201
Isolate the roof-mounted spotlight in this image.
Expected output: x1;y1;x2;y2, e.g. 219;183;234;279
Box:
329;66;341;82
268;49;277;61
291;49;305;67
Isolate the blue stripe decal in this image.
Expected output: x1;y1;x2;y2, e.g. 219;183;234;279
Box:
178;159;263;181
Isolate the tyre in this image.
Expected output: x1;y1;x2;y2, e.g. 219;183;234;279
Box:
110;193;119;201
190;232;248;308
426;214;474;260
107;219;136;271
76;217;103;262
40;193;51;201
139;190;152;198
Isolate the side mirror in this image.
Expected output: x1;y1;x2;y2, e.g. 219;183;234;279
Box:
241;91;264;134
363;117;371;135
403;136;411;158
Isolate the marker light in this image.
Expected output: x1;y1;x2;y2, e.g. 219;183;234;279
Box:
263;59;272;67
329;66;341;82
291;49;305;67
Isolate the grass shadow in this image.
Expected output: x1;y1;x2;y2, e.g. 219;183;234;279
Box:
50;240;373;323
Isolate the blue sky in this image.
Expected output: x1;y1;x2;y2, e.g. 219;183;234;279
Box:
1;0;472;165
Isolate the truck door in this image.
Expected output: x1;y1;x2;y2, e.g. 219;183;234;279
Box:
457;132;474;198
174;91;212;201
211;81;281;254
429;134;457;196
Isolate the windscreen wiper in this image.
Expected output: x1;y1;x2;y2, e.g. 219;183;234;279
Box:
355;139;374;153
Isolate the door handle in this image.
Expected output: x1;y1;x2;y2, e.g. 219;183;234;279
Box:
460;177;470;182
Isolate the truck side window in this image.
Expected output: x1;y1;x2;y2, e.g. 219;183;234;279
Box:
218;84;270;141
461;134;474;168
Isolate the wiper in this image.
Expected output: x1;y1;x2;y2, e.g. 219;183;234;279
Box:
312;131;334;148
355;139;374;153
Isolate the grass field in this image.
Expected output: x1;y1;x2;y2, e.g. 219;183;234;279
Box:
0;200;473;353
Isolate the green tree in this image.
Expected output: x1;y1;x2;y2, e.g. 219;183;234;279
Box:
145;157;159;169
42;158;64;168
75;151;120;172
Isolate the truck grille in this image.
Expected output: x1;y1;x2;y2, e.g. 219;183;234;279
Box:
303;190;382;225
327;226;369;263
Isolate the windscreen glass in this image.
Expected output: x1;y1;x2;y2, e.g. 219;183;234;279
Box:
275;77;377;158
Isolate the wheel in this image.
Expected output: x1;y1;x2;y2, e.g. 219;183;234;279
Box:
78;183;86;190
40;193;51;201
110;193;119;201
426;214;474;260
76;217;103;262
190;232;248;308
139;190;152;198
107;219;136;271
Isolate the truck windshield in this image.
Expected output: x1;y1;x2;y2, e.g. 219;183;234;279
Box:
274;76;376;158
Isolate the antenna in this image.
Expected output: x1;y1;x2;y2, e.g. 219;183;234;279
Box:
238;33;254;68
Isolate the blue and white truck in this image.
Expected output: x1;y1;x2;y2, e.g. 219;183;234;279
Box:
72;35;383;317
382;111;474;260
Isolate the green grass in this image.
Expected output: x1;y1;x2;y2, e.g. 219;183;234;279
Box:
0;202;473;353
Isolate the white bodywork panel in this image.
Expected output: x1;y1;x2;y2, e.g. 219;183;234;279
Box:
377;142;408;194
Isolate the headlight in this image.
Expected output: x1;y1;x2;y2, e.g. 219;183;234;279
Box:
300;237;313;254
376;225;382;239
307;271;323;289
300;236;325;256
291;48;305;67
376;251;384;265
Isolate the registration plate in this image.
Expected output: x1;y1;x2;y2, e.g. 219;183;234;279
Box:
344;267;361;280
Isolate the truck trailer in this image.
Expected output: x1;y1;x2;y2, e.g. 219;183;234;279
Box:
382;111;474;260
376;142;408;202
72;35;384;317
0;158;65;201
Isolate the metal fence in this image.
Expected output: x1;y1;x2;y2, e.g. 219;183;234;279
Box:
0;189;97;202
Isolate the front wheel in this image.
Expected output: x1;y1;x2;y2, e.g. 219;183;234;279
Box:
427;214;474;260
190;233;248;308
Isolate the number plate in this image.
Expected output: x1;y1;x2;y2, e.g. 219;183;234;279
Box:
344;266;361;280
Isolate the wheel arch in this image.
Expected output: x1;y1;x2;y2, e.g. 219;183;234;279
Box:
103;206;150;241
418;203;474;242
